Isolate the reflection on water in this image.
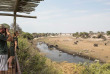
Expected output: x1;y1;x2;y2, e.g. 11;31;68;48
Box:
37;42;93;63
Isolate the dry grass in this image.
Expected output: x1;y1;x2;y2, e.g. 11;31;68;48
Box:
46;59;83;74
38;36;110;62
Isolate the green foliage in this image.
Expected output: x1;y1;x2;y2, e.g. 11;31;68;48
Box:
10;23;22;33
73;32;79;37
80;32;89;38
17;36;61;74
92;36;97;38
97;34;103;38
28;55;46;74
17;37;30;71
73;32;90;38
41;65;62;74
89;31;94;35
80;62;110;74
18;37;30;49
107;31;110;35
97;34;106;40
22;32;33;40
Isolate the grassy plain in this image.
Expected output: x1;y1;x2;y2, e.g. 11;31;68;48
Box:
37;36;110;63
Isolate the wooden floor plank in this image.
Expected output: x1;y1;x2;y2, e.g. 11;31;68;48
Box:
8;67;15;74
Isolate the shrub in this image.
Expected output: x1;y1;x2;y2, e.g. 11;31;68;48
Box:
80;62;110;74
17;36;61;74
80;32;90;38
97;34;106;41
22;32;33;40
73;32;79;37
92;36;97;38
97;34;103;38
107;31;110;35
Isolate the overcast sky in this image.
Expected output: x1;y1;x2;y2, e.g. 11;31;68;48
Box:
0;0;110;33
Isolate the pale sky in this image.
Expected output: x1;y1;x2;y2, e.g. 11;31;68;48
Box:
0;0;110;33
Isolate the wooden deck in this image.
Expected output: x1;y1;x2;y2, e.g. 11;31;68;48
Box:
7;54;21;74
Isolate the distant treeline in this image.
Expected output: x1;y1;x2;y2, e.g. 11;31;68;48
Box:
72;31;110;40
32;33;59;38
3;23;110;40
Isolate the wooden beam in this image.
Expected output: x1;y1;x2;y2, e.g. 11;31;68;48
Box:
16;14;36;18
13;0;19;32
0;13;37;18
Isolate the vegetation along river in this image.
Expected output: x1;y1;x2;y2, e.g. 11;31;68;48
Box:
37;42;94;63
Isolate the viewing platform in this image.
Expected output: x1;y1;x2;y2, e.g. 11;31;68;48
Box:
0;0;43;73
7;54;21;74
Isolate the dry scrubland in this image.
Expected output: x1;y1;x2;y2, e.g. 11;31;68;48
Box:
37;36;110;63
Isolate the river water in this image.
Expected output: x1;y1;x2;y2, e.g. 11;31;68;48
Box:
37;42;93;63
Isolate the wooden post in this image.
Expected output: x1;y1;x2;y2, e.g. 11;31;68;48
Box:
14;12;16;33
14;0;19;33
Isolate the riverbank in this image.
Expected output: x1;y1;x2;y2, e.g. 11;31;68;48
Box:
33;37;110;74
33;38;84;74
36;36;110;63
17;37;63;74
37;42;93;63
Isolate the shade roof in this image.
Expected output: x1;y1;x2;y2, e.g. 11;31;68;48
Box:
0;0;43;14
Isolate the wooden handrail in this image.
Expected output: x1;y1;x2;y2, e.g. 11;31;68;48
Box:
8;53;21;74
15;53;21;74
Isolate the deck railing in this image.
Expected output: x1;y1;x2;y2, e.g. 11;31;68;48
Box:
15;53;21;74
8;53;21;74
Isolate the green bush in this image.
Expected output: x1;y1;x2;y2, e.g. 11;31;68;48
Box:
22;32;33;40
107;31;110;35
97;34;106;41
81;62;110;74
73;32;90;38
17;36;61;74
97;34;103;38
73;32;79;37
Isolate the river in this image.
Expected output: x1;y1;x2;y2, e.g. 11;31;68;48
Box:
37;42;94;63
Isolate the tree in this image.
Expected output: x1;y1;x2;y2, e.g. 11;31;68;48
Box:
73;32;79;37
97;34;106;41
97;34;103;38
22;32;33;40
79;32;89;38
89;31;94;35
107;31;110;35
10;23;22;33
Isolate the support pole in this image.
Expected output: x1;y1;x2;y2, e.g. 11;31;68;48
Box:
14;12;16;32
13;0;19;72
13;0;19;33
